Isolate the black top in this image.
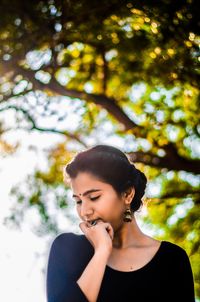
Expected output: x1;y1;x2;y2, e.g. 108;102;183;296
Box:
46;232;195;302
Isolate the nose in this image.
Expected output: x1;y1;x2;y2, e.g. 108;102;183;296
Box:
80;201;94;220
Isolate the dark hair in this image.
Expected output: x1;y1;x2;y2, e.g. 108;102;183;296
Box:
64;145;147;212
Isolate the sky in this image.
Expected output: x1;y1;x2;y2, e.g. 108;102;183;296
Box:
0;131;53;302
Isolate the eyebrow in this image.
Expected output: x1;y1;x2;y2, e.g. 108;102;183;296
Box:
72;189;102;198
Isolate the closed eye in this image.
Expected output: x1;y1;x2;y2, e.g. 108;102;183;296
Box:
90;196;100;201
74;196;100;204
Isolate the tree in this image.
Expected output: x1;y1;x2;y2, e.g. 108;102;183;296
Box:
0;0;199;297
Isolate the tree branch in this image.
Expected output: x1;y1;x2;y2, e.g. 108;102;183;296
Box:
0;105;87;147
159;190;200;200
1;63;199;174
128;148;200;174
19;67;142;133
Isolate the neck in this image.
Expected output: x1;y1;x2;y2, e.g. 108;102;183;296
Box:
112;215;145;249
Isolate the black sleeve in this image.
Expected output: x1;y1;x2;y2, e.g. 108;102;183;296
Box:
174;248;195;302
46;233;89;302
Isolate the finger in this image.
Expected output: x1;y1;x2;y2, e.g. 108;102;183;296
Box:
103;222;114;240
107;224;114;240
79;222;89;233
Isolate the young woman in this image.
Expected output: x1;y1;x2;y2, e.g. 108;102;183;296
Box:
46;144;195;302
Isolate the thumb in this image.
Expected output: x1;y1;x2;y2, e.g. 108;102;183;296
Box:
79;221;88;233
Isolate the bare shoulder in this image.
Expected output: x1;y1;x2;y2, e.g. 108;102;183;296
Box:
143;236;189;259
142;234;162;248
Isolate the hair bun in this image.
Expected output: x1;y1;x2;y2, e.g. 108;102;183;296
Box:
128;166;147;211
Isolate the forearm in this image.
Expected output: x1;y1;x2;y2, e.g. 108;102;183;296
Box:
76;249;110;302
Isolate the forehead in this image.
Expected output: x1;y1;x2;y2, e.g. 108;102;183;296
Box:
70;172;111;195
71;172;105;187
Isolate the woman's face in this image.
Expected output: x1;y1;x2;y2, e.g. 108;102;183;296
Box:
70;172;127;231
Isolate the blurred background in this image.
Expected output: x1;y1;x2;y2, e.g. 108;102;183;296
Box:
0;0;199;301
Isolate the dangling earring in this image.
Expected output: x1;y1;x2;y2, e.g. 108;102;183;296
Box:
123;206;132;222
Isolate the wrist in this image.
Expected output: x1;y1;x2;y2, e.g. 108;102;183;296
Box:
95;247;112;258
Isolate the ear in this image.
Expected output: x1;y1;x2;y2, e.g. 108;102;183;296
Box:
123;187;135;205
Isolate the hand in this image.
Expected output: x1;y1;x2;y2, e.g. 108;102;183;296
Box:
79;219;114;254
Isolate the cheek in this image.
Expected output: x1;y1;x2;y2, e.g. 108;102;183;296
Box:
101;194;124;219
